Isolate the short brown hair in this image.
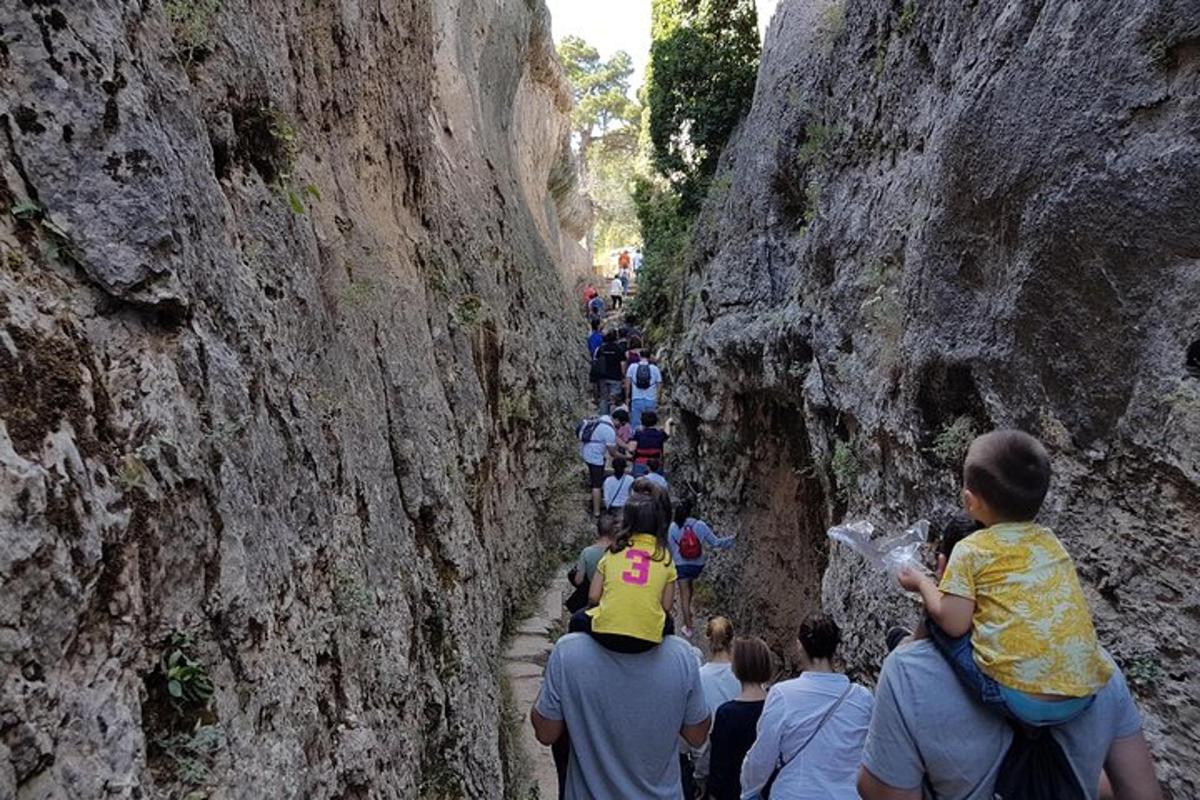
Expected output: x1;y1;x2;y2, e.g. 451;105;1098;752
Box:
963;430;1050;521
732;637;772;684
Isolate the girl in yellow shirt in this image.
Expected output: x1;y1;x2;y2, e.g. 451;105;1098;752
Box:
567;481;676;653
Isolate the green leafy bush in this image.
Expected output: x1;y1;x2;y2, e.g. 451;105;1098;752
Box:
930;415;977;465
831;439;859;503
161;632;214;710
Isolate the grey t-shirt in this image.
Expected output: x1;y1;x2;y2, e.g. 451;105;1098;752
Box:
536;633;710;799
575;544;607;585
862;639;1142;800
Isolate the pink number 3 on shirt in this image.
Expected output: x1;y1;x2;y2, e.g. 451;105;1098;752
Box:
622;549;651;585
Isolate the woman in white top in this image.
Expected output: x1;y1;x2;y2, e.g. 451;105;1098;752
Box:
609;275;625;309
601;456;634;512
693;617;742;787
740;614;873;799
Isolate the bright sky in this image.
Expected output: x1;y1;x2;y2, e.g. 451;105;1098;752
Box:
545;0;780;95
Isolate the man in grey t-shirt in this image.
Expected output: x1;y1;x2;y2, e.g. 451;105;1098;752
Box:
857;639;1162;799
531;633;711;799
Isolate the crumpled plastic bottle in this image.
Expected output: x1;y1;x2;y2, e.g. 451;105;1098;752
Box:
827;519;931;575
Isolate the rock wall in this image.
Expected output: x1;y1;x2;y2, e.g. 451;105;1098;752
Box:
667;0;1200;794
0;1;588;797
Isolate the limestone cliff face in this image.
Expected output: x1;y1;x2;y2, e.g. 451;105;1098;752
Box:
0;1;587;797
668;0;1200;794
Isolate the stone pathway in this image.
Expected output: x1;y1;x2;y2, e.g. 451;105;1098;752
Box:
503;564;570;798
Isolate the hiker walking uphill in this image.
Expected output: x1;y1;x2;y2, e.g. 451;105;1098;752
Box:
593;331;625;416
669;499;735;638
577;414;620;518
625;348;663;431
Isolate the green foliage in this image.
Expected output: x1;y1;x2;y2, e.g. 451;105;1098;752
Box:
1123;651;1163;691
859;258;904;363
164;0;223;64
333;565;374;616
453;294;485;328
629;175;693;342
897;2;918;35
796;122;836;168
803;178;823;226
161;632;215;711
152;725;224;793
268;111;299;183
588;131;643;254
499;389;534;427
285;183;322;215
338;278;380;307
646;0;760;209
930;415;977;464
114;456;148;492
831;438;860;503
286;190;306;215
557;35;642;252
10;200;43;220
819;2;846;48
558;36;639;159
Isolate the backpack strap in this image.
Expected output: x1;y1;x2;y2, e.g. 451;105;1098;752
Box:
775;683;853;777
605;474;631;510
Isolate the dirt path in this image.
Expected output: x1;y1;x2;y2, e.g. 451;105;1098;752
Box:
502;565;570;798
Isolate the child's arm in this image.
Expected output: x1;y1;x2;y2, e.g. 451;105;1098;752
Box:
661;579;675;614
700;521;736;550
588;566;605;607
898;568;974;637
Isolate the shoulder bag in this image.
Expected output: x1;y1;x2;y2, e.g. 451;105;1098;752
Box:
760;682;854;800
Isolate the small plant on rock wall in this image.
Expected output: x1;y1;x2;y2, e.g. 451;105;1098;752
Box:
453;294;485;329
114;455;148;492
898;1;918;35
831;439;860;503
819;2;846;49
161;631;215;712
151;724;225;796
164;0;223;65
1123;651;1163;692
499;389;534;427
333;564;374;617
929;415;977;465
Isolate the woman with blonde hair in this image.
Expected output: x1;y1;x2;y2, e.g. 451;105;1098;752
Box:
691;616;743;793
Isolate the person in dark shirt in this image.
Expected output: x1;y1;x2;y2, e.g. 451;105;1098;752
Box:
707;636;773;800
627;410;668;477
594;332;626;416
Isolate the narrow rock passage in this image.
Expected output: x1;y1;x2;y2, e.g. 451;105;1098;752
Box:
503;565;570;797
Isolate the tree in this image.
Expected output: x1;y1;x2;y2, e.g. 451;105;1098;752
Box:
557;36;640;169
645;0;760;209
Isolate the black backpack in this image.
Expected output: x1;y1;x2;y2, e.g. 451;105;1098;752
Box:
992;722;1086;800
577;418;611;443
634;362;652;389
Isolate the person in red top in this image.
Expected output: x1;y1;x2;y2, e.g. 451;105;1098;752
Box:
627;410;668;477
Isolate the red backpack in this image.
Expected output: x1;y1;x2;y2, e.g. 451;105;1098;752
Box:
678;524;702;560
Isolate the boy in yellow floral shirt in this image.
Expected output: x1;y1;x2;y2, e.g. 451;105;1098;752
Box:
899;430;1112;725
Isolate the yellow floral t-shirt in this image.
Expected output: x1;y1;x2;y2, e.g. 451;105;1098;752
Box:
589;534;677;643
939;522;1113;697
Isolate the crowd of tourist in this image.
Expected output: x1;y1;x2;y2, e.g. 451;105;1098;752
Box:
529;284;1162;799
